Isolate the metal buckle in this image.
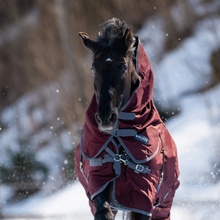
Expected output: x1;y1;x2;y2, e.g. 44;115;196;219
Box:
120;155;128;165
114;154;121;162
114;154;128;165
135;164;144;173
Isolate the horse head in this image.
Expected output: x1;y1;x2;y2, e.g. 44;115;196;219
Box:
79;18;139;132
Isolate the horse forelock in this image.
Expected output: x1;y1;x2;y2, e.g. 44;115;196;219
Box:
96;18;135;56
98;18;126;40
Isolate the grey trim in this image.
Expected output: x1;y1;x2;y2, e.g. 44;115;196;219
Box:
153;191;170;208
90;178;117;200
91;178;153;216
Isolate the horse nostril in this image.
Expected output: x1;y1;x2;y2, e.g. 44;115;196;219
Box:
95;113;102;125
109;112;117;122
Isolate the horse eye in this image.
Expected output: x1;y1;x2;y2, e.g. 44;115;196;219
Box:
121;65;127;73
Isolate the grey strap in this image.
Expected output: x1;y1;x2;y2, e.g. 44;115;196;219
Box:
118;112;136;120
80;134;114;160
117;136;159;163
127;161;151;174
104;148;122;175
90;155;114;166
116;129;137;137
116;129;149;145
90;147;151;175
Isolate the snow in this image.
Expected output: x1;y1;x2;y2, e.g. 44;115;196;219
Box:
167;87;220;219
2;182;90;219
2;181;127;220
1;1;220;219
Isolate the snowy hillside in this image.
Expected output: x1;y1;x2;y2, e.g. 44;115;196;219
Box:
1;2;220;220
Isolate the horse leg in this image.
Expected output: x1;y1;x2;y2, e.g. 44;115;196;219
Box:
93;185;116;220
130;212;151;220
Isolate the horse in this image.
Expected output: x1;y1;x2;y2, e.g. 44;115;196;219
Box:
75;18;180;220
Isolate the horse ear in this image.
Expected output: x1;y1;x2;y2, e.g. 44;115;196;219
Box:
79;32;97;52
123;28;134;49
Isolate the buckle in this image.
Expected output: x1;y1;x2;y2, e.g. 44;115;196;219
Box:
114;154;121;162
114;154;128;165
120;154;128;165
135;164;144;173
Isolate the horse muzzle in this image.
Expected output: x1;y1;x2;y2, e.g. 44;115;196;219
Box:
95;111;118;132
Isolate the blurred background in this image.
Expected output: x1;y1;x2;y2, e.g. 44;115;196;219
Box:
0;0;220;219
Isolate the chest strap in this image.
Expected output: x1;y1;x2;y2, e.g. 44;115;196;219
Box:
88;127;160;176
82;127;158;176
90;147;151;175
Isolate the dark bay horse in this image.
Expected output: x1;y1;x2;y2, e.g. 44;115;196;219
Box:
75;18;179;220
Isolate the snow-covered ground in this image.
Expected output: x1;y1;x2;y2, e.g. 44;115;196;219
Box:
1;2;220;219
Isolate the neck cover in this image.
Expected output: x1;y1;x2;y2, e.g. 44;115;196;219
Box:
75;38;179;219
